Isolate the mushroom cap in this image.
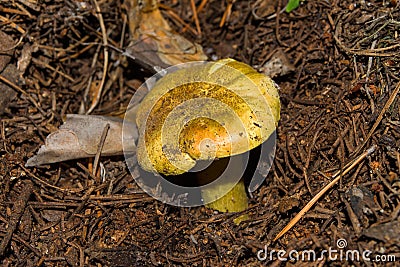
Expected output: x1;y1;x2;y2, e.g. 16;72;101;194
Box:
136;59;280;175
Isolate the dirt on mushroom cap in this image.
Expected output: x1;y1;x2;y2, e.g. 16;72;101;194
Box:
136;59;280;175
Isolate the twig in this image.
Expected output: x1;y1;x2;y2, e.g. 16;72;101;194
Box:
31;58;75;82
333;33;399;57
14;2;34;18
60;42;96;62
21;164;78;193
77;162;99;181
303;127;322;195
65;186;95;222
273;145;376;241
92;123;110;177
0;15;26;35
0;6;30;16
161;7;198;35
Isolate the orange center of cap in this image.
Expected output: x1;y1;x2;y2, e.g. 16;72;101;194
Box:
179;118;232;160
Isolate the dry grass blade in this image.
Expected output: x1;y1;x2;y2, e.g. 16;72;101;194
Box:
273;145;377;241
86;0;109;114
219;0;234;27
190;0;201;35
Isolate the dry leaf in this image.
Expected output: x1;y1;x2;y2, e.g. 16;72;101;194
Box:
26;114;137;167
0;30;18;115
260;49;295;78
125;0;207;70
252;0;278;19
362;220;400;244
17;43;34;74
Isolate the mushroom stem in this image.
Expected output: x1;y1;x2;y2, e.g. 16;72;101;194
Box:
204;178;248;214
198;155;248;223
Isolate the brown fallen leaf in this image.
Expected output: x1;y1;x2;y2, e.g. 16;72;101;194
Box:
345;186;379;227
0;30;18;115
260;49;295;78
0;64;19;115
17;43;33;74
252;0;279;19
362;220;400;245
26;114;137;167
125;0;207;71
0;30;15;71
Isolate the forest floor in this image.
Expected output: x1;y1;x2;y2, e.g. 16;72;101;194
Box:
1;0;399;266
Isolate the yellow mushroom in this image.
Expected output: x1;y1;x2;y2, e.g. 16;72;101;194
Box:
135;58;280;219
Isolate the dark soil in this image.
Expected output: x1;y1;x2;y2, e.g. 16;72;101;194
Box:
1;0;399;266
